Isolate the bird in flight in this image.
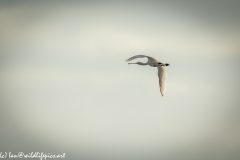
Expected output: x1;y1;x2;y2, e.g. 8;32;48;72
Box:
126;55;170;96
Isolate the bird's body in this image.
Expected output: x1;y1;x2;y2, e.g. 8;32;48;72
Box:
126;55;169;96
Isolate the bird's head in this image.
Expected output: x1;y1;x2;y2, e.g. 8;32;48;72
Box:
165;63;170;66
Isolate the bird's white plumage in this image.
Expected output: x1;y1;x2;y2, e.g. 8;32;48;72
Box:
158;66;167;96
126;55;159;63
126;55;168;96
126;55;161;67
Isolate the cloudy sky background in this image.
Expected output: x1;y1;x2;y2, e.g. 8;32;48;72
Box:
0;1;240;159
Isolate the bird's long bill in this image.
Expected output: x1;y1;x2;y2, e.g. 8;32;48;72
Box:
158;66;167;96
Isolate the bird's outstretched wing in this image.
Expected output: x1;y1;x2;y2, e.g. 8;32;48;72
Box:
126;55;159;63
158;66;167;96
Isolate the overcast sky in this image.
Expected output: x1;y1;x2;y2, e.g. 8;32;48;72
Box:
0;1;240;160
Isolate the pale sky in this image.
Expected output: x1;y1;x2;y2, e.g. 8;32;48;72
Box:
0;1;240;160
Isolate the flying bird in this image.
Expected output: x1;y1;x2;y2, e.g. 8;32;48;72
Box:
126;55;170;96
